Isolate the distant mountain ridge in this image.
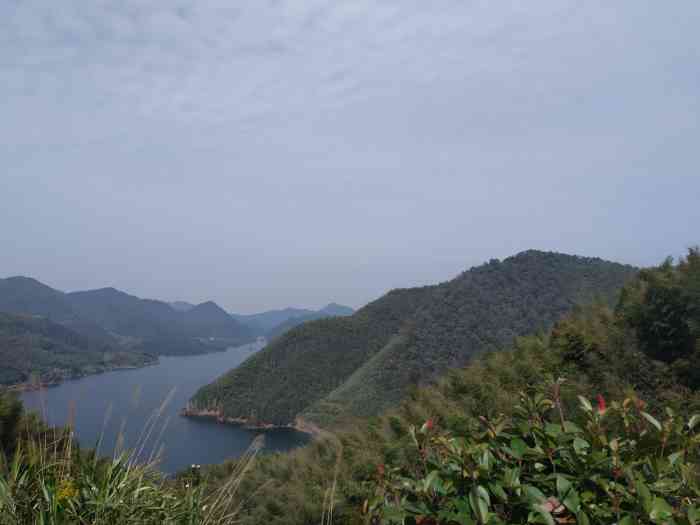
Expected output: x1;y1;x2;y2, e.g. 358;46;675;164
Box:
189;250;638;427
0;277;255;361
231;303;355;336
265;303;355;339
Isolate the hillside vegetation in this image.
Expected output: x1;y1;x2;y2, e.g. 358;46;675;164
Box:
200;248;700;525
0;313;155;386
189;251;636;426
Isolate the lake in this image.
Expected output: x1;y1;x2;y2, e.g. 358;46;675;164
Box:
20;341;310;474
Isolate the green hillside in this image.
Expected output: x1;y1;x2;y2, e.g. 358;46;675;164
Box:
0;313;155;386
189;251;637;427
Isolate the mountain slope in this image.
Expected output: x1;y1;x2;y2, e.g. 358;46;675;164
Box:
189;251;637;426
0;312;155;385
66;289;253;353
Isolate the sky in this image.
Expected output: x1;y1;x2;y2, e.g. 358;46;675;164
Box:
1;1;699;313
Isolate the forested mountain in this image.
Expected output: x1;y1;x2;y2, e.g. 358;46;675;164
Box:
0;277;255;383
189;251;636;427
0;313;155;385
265;303;355;339
182;301;253;339
201;249;700;525
67;289;253;347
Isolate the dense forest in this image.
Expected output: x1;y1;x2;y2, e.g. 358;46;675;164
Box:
197;248;700;525
189;251;637;426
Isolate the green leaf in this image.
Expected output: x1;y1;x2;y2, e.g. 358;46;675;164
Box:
488;482;508;503
510;438;528;459
522;485;546;504
641;412;662;432
469;485;490;524
688;505;700;525
618;516;635;525
635;479;653;514
573;438;590;455
556;475;580;513
577;511;591;525
649;497;673;523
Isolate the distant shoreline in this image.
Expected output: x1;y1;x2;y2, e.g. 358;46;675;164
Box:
3;359;160;393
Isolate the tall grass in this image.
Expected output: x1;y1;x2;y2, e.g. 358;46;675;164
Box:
0;388;265;525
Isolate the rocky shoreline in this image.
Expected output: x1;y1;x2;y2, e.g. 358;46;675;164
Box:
180;407;320;436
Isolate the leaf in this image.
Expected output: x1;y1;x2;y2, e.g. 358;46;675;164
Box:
688;505;700;525
510;438;528;459
556;475;580;513
573;438;590;455
618;516;635;525
640;412;662;432
578;396;593;412
522;485;546;504
469;485;490;524
689;414;700;430
577;511;591;525
649;497;673;523
667;451;683;466
488;482;508;503
635;479;653;514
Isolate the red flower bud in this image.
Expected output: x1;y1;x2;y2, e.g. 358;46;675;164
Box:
597;394;607;414
425;419;434;431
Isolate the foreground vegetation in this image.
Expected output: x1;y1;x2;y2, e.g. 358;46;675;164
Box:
0;392;262;524
191;251;636;426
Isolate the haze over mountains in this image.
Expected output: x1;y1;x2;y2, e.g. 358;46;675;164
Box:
190;251;637;426
0;275;354;386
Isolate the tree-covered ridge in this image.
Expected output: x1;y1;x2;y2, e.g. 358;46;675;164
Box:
203;249;699;525
189;286;435;425
189;251;636;426
0;313;155;386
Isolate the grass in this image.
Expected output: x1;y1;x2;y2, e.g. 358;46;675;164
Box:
0;387;267;525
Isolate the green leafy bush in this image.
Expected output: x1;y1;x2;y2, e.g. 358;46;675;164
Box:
369;386;700;524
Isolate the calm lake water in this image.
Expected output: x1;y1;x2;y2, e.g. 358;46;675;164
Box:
21;342;310;474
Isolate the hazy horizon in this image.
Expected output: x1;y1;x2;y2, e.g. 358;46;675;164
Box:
2;1;698;313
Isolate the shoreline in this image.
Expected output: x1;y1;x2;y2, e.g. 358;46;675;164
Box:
4;359;160;393
180;407;321;437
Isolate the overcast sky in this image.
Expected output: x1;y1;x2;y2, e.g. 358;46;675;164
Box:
1;1;699;313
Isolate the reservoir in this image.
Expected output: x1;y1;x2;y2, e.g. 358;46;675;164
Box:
20;341;310;474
